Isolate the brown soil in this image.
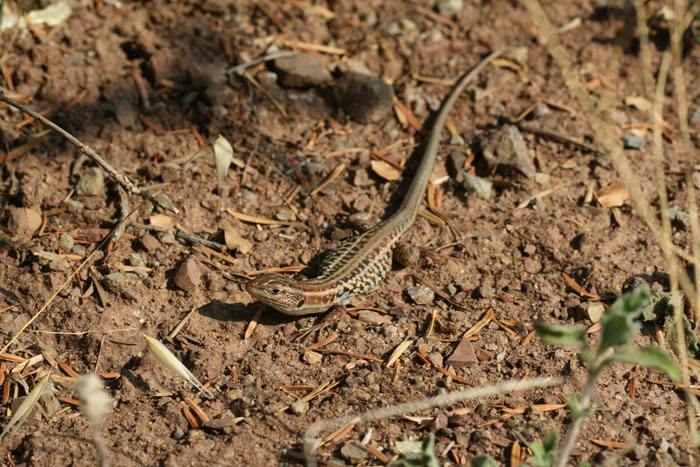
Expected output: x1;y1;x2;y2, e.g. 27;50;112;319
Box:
1;0;699;466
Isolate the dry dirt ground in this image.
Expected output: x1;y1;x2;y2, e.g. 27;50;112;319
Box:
1;0;699;465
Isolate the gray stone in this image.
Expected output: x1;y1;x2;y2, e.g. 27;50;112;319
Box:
437;0;463;18
480;125;535;178
340;442;369;461
357;310;392;325
204;84;234;106
334;72;394;123
623;133;645;149
104;272;129;292
407;285;434;305
274;53;332;88
114;101;138;128
447;151;466;182
59;233;74;252
463;173;492;199
35;251;71;272
75;168;105;196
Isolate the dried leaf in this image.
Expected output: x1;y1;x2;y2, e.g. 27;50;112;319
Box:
370;160;401;181
150;214;175;229
142;334;213;398
213;135;233;189
0;371;52;440
596;183;629;207
624;96;652;112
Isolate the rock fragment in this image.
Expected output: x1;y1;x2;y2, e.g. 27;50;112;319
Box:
274;53;332;88
446;336;478;368
173;256;201;293
334;72;394;123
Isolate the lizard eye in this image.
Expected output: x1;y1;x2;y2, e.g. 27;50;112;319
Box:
270;288;281;295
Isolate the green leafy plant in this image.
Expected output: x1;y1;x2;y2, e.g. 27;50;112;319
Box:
392;434;439;467
529;431;559;467
535;286;680;467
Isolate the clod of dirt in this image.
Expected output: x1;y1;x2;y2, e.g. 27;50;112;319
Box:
446;336;478;368
274;53;332;88
8;206;42;238
480;125;535;179
334;71;394;123
173;256;202;293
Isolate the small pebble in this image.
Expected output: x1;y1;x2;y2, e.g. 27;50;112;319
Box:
437;0;463;18
303;351;323;365
75;168;105;196
357;310;392;326
173;256;201;293
407;285;434;305
623;133;645;149
8;206;42;238
463;173;492;199
446;337;478;367
141;233;160;252
59;233;75;252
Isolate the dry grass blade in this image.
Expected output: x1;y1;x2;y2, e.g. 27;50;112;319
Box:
226;208;303;227
385;338;413;367
465;309;494;337
309;163;346;196
0;371;51;440
213;134;233;190
142;334;213;399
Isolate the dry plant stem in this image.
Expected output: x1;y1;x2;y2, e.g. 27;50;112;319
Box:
91;425;110;467
520;0;699;446
302;377;561;467
685;165;700;325
553;370;598;467
672;0;692;153
0;89;179;214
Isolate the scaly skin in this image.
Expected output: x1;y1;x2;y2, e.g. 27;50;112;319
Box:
246;49;509;316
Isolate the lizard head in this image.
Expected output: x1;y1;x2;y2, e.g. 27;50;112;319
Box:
245;273;307;315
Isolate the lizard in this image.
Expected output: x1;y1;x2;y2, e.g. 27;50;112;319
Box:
245;47;511;338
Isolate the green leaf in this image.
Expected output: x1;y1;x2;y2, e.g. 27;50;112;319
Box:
566;396;593;420
535;321;586;349
612;346;680;381
529;431;559;467
599;287;649;353
392;434;439;467
543;430;559;451
471;455;498;467
641;292;674;322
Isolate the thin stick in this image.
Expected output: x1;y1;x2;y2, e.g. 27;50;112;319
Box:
0;89;179;214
